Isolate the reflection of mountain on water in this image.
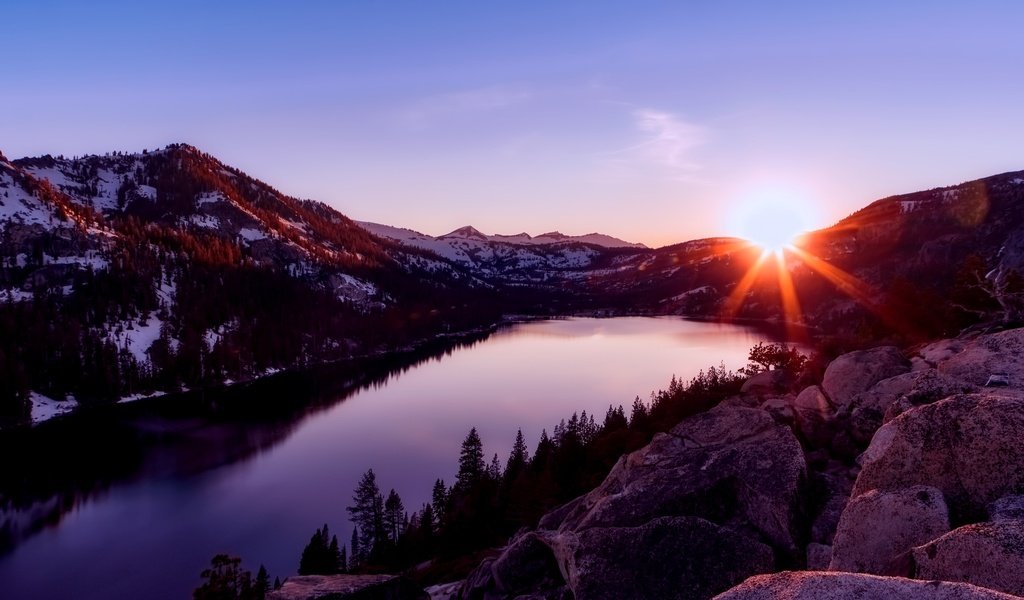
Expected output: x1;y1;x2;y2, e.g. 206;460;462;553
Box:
0;329;496;554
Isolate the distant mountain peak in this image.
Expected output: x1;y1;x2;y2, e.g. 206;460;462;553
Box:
441;226;489;241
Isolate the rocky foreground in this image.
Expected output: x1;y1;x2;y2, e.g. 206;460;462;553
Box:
282;327;1024;599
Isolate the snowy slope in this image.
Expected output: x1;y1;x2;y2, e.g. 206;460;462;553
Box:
358;220;640;281
365;222;645;249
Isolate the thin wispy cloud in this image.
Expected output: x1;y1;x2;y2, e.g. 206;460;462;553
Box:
399;84;535;126
598;108;708;182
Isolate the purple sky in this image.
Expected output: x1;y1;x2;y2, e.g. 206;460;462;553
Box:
3;1;1024;246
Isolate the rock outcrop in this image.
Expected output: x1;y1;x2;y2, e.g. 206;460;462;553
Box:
713;571;1020;600
852;393;1024;520
546;405;807;554
550;516;774;600
821;346;910;409
463;405;808;599
456;328;1024;600
269;574;427;600
829;485;949;574
913;519;1024;596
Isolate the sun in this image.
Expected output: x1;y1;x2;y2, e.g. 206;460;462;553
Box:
729;192;813;255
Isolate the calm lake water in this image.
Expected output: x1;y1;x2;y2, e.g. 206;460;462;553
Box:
0;317;776;599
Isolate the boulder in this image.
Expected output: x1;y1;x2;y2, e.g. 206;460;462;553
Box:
547;405;807;555
461;558;498;600
712;571;1019;600
268;574;427;600
740;370;790;395
551;516;774;600
829;485;949;574
854;393;1024;520
805;543;831;570
791;385;836;447
913;519;1024;596
931;328;1024;389
821;346;910;410
989;495;1024;522
756;394;794;426
848;369;968;445
491;533;563;596
425;582;462;600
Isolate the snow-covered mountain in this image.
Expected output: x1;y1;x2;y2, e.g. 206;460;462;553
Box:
363;222;644;249
0;144;500;424
359;221;647;282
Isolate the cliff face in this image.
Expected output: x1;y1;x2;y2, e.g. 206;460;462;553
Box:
443;326;1024;600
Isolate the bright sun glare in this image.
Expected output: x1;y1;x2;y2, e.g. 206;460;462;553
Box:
733;195;811;254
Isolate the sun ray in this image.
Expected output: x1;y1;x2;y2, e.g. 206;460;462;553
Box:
722;248;771;320
775;249;807;344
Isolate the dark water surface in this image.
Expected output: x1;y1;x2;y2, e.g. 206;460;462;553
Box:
0;317;776;599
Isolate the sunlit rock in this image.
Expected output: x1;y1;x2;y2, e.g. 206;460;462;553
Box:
913;519;1024;596
268;574;427;599
829;485;949;574
821;346;909;409
713;571;1019;600
854;393;1024;519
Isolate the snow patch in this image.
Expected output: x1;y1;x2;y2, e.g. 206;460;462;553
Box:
30;392;78;425
900;200;923;214
238;227;267;242
189;214;220;229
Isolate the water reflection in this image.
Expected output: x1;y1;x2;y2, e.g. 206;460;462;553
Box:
0;317;777;600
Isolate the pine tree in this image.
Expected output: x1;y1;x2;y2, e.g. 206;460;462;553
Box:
431;479;448;528
329;535;342;572
505;429;529;480
298;524;339;575
350;527;360;568
383;489;405;544
487;453;502;481
254;565;270;600
347;469;384;562
456;427;485;491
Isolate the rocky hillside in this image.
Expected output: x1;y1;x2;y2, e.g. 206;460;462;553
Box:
0;145;508;423
420;325;1024;599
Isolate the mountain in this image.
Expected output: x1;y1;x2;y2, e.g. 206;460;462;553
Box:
5;142;1024;425
0;144;508;423
359;221;647;284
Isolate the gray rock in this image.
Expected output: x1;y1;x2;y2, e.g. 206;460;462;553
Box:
425;581;462;600
791;385;836;447
461;558;498;600
268;574;427;600
489;533;564;598
989;495;1024;522
757;394;794;425
848;369;968;445
821;346;910;410
913;520;1024;596
549;405;807;555
740;370;790;395
829;485;949;574
854;393;1024;520
805;544;832;570
933;328;1024;389
553;516;774;600
712;571;1020;600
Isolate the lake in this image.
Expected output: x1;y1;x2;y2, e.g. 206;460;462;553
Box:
0;317;778;599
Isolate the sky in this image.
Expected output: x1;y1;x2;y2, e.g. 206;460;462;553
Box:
3;1;1024;247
